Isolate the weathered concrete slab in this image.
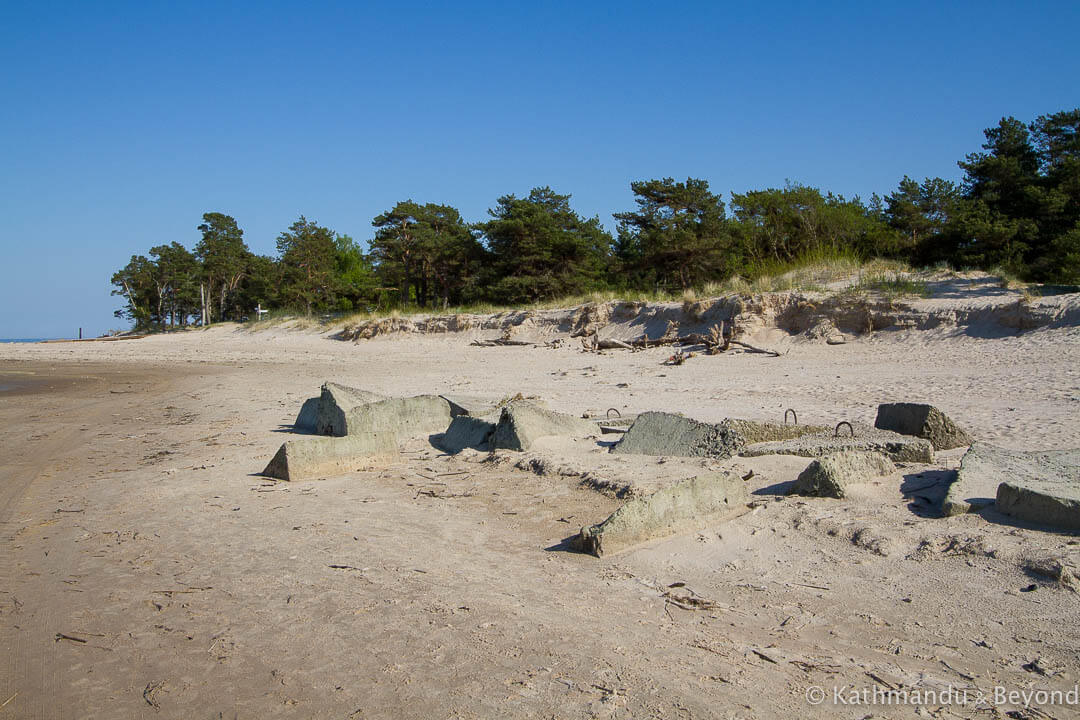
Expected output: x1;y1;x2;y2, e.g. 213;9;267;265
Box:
261;433;396;481
723;419;830;446
789;451;896;498
440;394;499;418
943;443;1080;529
339;395;452;440
740;426;933;464
294;397;320;432
944;443;1014;515
998;482;1080;532
574;472;748;556
436;415;497;453
490;401;596;451
610;412;741;459
316;382;387;436
875;403;973;450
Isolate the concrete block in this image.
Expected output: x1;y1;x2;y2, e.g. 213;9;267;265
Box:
875;403;973;450
789;451;896;498
575;472;748;556
490;401;595;451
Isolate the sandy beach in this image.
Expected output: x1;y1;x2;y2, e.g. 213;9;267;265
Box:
2;288;1080;718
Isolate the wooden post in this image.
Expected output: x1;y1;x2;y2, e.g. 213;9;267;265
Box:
79;328;82;340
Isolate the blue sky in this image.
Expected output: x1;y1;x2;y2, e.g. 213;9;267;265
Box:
1;1;1076;338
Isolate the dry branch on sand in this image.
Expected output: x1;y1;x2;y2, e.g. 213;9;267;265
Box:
579;320;781;358
471;327;539;347
470;338;537;347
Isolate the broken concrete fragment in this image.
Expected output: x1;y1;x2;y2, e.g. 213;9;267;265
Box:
316;382;386;436
261;434;395;481
437;415;497;453
340;395;452;440
611;412;741;459
490;401;596;451
722;419;829;446
789;451;896;499
575;472;748;556
739;426;933;464
294;397;320;432
998;481;1080;532
439;394;498;418
944;443;1080;523
874;403;973;450
943;442;1012;515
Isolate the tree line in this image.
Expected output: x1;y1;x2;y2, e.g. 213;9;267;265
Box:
112;108;1079;329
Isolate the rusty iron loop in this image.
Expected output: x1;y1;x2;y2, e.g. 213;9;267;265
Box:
834;421;854;438
784;408;798;425
606;408;621;419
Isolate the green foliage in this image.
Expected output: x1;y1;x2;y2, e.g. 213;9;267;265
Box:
614;177;731;290
480;187;612;303
371;200;426;307
371;201;485;308
936;109;1080;282
195;212;251;323
884;176;961;260
276;216;339;314
148;242;200;327
854;272;931;298
333;234;378;312
238;254;282;312
110;254;156;329
729;183;901;266
422;204;485;308
375;201;486;308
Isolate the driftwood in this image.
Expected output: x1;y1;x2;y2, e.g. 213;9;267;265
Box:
472;328;537;347
581;321;781;357
468;317;783;356
594;338;636;351
470;338;537;347
727;340;781;357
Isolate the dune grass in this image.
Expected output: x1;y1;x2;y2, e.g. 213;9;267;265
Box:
244;308;324;331
702;248;925;297
852;272;932;298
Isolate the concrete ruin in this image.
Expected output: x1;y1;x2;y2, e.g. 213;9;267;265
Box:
596;416;635;434
320;394;451;442
610;412;742;459
440;395;499;418
723;419;829;445
266;393;453;480
490;401;596;451
789;451;896;499
262;433;396;481
574;472;748;556
944;443;1080;531
437;414;498;453
874;403;973;450
316;382;388;436
739;426;934;463
293;396;321;432
998;482;1080;532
